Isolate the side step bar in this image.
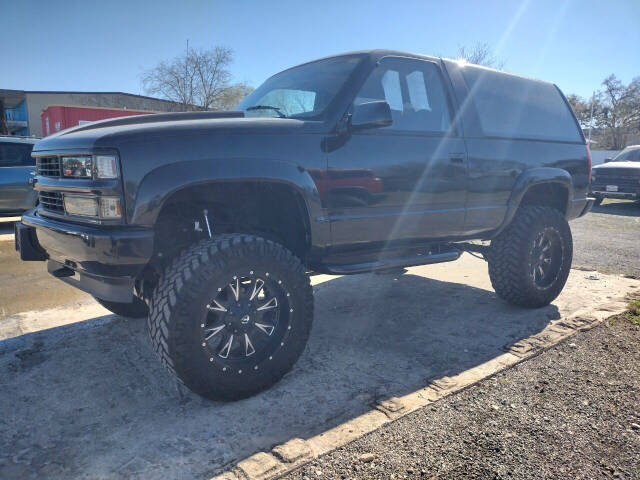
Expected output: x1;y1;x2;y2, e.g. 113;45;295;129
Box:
325;249;461;275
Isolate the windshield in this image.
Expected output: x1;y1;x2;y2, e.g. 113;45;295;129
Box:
612;147;640;162
237;55;363;119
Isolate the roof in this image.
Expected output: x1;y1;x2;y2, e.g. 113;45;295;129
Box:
0;89;180;106
42;104;159;114
0;135;40;144
279;49;550;87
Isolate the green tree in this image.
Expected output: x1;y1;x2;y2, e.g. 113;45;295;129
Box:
567;75;640;149
598;75;640;150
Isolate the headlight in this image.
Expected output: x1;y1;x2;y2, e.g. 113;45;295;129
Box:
60;154;119;179
95;155;119;179
62;156;92;178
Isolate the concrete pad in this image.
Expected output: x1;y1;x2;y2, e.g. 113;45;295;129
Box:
0;240;91;318
0;255;637;479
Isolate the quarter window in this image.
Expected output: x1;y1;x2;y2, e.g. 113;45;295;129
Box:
354;58;452;133
460;65;582;142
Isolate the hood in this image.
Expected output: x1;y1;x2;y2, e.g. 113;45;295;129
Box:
593;161;640;170
33;110;319;153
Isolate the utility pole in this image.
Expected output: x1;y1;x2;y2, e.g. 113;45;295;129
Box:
186;39;191;110
588;91;595;145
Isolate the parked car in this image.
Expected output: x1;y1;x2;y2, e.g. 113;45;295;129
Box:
590;145;640;205
0;136;39;217
15;50;592;401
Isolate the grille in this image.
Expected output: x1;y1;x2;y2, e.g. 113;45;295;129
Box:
596;168;640;177
39;191;64;213
593;174;639;188
36;156;61;177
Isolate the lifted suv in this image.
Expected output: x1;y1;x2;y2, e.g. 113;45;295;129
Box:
16;50;593;400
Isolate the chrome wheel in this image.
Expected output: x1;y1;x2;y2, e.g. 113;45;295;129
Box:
201;273;290;365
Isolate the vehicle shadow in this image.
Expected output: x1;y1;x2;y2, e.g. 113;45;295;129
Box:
591;200;640;217
0;273;558;479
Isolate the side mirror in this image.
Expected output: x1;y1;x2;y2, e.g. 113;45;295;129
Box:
350;101;392;131
604;158;613;163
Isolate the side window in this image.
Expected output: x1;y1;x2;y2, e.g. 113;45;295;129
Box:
0;143;35;167
354;58;452;133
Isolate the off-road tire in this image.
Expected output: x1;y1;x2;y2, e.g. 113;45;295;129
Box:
487;206;573;308
95;296;149;318
148;234;313;401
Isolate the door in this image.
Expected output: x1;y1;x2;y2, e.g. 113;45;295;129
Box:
327;57;467;250
0;142;37;214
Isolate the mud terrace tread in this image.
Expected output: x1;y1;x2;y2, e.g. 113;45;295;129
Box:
488;206;573;308
147;234;313;399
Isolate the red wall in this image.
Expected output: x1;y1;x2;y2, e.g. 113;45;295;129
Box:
41;105;155;136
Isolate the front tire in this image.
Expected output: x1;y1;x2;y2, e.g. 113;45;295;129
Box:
95;296;149;318
487;206;573;308
148;234;313;401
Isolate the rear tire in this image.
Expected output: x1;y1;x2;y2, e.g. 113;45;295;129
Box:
95;296;149;318
487;206;572;308
148;234;313;401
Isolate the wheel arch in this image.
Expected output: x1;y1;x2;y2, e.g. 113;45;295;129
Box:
493;167;573;237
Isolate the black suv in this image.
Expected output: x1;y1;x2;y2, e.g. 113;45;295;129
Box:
16;51;593;400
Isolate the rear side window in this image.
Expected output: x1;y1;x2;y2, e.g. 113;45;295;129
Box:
0;142;35;167
461;66;582;142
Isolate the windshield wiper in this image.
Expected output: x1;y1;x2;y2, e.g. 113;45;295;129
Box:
245;105;287;118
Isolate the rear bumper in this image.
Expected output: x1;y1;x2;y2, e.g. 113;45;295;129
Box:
16;210;154;302
567;197;595;219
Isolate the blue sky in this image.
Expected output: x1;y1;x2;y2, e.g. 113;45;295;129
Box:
2;0;639;99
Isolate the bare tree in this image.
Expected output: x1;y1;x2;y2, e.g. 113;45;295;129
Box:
456;42;505;69
216;83;254;111
142;46;247;111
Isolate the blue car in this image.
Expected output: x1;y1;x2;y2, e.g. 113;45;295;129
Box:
0;136;39;217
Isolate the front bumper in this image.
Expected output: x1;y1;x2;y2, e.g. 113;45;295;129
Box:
16;210;154;302
590;183;640;200
590;190;639;200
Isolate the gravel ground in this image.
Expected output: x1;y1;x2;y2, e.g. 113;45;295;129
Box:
283;318;640;480
571;199;640;278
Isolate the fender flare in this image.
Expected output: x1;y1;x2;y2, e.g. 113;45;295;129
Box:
493;167;573;237
129;157;327;247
